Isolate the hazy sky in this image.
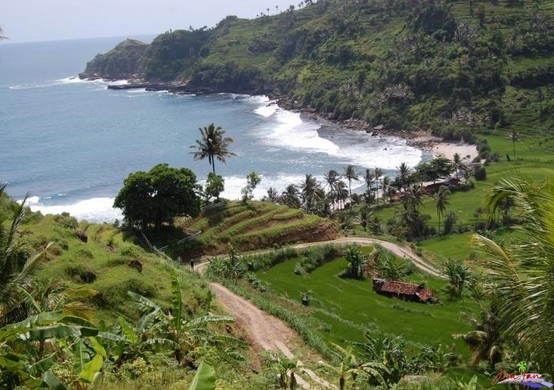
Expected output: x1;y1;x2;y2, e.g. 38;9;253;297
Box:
2;0;304;43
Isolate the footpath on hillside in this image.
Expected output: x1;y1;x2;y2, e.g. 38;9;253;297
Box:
195;237;443;389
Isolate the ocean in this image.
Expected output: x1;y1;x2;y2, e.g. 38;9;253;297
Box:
0;37;424;222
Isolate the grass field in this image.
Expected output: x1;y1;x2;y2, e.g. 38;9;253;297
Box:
254;251;479;357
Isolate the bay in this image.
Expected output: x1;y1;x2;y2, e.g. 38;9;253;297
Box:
0;37;424;222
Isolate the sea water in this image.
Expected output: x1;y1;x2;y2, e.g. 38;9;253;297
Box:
0;37;423;222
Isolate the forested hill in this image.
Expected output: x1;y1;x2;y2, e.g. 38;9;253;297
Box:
81;0;554;138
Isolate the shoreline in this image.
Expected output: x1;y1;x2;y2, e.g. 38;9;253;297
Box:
298;111;479;164
82;76;479;164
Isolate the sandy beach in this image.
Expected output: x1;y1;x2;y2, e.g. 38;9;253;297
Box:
404;131;478;162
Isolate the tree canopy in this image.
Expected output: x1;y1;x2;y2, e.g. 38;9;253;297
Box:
113;163;200;230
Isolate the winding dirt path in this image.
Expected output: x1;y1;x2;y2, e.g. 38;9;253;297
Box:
197;236;444;278
210;283;333;389
198;237;444;388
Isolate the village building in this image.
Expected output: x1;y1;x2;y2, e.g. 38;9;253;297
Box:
372;278;434;303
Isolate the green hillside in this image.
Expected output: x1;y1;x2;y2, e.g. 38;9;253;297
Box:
173;201;339;258
81;0;554;139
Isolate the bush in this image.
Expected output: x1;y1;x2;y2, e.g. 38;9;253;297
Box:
293;245;340;275
474;166;487;181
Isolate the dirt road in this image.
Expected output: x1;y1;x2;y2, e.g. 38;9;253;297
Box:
200;237;444;389
210;283;333;389
196;236;444;278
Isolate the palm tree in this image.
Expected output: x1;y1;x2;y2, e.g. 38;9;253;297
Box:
453;298;503;371
324;169;339;193
344;165;359;197
190;123;236;174
396;162;411;191
335;180;349;210
265;187;280;203
374;167;383;202
280;184;301;209
471;177;554;377
452;153;463;179
300;174;322;212
396;185;426;240
435;185;450;234
364;168;374;192
382;176;391;203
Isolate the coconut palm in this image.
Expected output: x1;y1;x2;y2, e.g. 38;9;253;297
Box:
335;180;349;210
300;174;323;212
396;162;412;191
344;165;359;197
452;152;467;179
190;123;236;174
364;168;374;192
265;187;280;203
471;177;554;377
280;184;301;209
324;169;339;194
435;185;450;234
324;169;339;208
453;298;503;371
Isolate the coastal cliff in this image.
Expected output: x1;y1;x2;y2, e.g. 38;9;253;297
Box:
80;39;148;80
80;1;554;138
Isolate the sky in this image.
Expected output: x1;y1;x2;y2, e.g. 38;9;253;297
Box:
2;0;305;43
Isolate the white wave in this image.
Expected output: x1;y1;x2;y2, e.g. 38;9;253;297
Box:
337;133;422;170
8;75;128;90
247;96;423;170
58;76;84;84
24;196;123;223
246;95;271;105
254;101;278;117
9;80;66;90
263;109;341;155
207;173;321;201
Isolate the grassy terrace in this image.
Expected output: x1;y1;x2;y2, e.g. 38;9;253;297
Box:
178;201;338;256
252;250;477;356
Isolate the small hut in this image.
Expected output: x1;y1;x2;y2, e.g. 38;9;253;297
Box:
372;278;434;303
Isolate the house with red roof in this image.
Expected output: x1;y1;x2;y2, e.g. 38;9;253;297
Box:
372;278;434;303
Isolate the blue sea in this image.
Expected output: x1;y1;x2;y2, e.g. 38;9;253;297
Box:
0;37;424;222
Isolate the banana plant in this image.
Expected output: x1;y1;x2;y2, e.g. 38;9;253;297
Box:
127;269;243;365
0;310;101;389
318;343;388;390
188;360;216;390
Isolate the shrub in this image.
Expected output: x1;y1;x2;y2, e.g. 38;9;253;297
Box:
474;166;487;181
293;245;340;275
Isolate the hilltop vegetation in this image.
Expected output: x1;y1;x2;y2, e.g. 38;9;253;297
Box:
82;0;554;138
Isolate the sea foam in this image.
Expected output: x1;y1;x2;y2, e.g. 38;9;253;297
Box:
25;196;123;223
259;108;341;156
